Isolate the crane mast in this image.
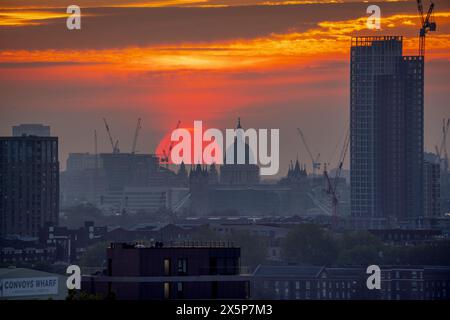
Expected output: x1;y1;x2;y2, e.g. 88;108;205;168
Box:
103;117;119;154
94;129;98;173
131;118;142;154
416;0;436;57
324;127;350;228
444;119;450;172
436;118;450;172
297;128;321;176
161;120;181;166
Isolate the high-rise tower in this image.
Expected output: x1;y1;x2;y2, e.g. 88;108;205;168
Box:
350;36;424;227
0;134;59;237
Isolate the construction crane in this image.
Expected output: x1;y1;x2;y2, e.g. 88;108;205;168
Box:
160;120;181;166
323;127;350;228
103;118;119;154
297;128;321;176
416;0;436;57
435;118;450;172
94;129;99;172
131;118;142;154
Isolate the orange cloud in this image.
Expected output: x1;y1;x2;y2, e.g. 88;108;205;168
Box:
1;11;449;70
0;11;69;26
261;1;344;5
112;0;209;7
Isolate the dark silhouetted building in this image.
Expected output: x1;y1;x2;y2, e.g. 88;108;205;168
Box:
97;153;191;212
100;153;159;192
38;221;108;263
368;228;441;244
188;163;307;216
0;238;57;265
187;119;312;216
220;118;260;186
252;265;450;300
252;265;375;300
0;135;59;237
83;242;249;300
350;36;424;228
423;153;441;218
60;152;106;206
12;124;50;137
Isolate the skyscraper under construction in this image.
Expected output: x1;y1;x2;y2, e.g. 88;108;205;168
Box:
350;36;424;228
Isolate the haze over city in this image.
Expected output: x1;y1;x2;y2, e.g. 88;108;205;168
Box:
1;0;449;174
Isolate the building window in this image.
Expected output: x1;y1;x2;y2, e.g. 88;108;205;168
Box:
164;258;171;276
164;282;170;299
177;258;187;275
177;282;184;299
274;281;280;298
284;281;289;299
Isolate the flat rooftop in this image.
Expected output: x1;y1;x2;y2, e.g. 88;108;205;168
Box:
110;241;237;249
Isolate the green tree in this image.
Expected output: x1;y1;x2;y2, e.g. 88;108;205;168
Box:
282;224;338;265
225;231;267;270
340;231;383;250
336;231;383;265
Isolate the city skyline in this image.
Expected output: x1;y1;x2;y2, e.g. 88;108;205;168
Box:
1;0;449;176
2;0;450;305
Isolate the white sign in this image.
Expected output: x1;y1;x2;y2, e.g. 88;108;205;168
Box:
0;277;58;297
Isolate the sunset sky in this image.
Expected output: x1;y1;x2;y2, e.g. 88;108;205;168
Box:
1;0;449;175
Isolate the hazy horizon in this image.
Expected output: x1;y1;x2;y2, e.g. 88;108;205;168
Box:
1;0;449;176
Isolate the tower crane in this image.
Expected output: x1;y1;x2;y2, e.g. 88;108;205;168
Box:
131;118;142;154
435;118;450;172
103;117;119;154
416;0;436;57
160;120;181;166
94;129;99;174
297;128;321;176
323;127;350;228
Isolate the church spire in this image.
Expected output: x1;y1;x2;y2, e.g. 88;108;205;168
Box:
294;156;301;176
237;117;242;129
288;160;294;178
